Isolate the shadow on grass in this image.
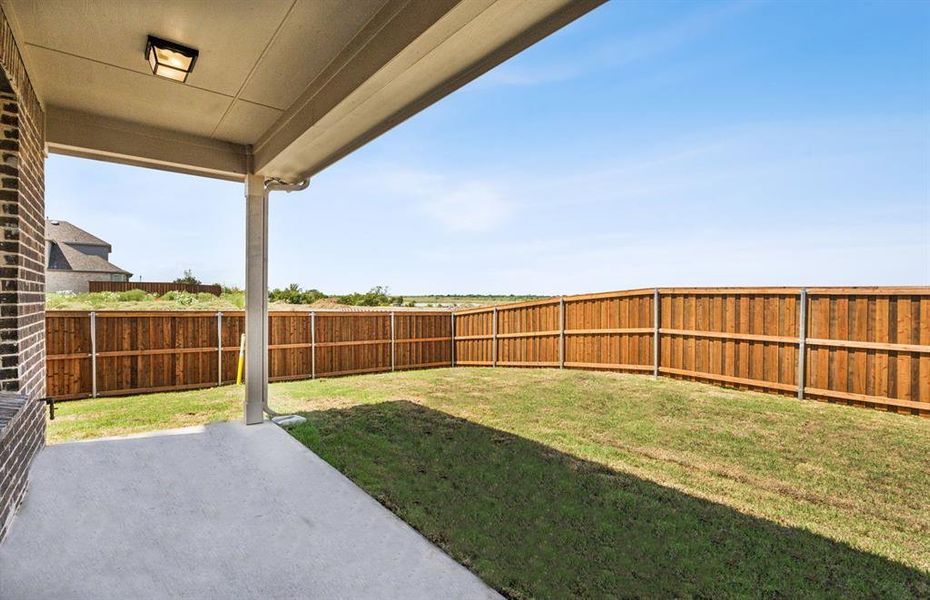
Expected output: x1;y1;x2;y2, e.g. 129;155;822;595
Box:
287;401;928;599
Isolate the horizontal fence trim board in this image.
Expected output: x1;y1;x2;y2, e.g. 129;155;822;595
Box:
94;348;219;358
496;361;560;367
658;367;798;393
454;334;493;341
804;387;929;411
565;328;654;336
48;310;450;317
495;298;562;311
268;342;313;350
315;339;391;348
442;307;494;316
310;310;448;315
660;329;799;344
395;336;452;344
496;331;561;339
90;311;238;317
47;352;91;361
806;287;930;296
657;287;802;295
455;360;493;366
564;362;653;372
805;338;930;354
562;289;656;302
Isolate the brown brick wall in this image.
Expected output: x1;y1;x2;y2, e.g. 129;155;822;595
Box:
0;393;42;540
0;3;46;542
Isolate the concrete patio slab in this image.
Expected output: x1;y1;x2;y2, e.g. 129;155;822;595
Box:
0;422;500;599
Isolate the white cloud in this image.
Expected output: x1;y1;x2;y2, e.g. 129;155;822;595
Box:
378;168;517;233
419;182;515;233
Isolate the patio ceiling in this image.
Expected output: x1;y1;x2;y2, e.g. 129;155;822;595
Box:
2;0;604;181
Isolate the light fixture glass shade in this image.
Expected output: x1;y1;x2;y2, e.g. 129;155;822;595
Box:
145;36;198;83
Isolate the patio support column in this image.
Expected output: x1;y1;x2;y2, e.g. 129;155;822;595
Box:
244;174;268;425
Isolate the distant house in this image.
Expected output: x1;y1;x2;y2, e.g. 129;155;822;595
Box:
46;219;132;293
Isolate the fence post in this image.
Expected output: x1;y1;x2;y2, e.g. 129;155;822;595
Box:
90;311;97;398
559;297;565;369
653;288;660;379
450;312;455;367
797;288;808;400
310;311;316;379
216;312;223;386
492;307;498;367
390;311;396;372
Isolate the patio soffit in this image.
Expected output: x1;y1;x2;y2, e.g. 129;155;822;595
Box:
1;0;604;182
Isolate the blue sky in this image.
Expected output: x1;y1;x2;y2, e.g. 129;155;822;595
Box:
47;0;930;294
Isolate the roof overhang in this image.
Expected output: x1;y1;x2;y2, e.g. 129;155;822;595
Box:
46;107;249;181
3;0;605;182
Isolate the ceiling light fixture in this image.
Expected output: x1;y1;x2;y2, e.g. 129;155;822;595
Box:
145;35;198;83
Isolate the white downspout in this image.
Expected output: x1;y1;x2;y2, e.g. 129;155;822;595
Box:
243;174;309;425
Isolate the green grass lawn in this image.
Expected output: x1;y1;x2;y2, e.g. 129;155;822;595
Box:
49;368;930;598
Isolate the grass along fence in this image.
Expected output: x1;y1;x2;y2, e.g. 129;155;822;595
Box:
45;286;930;416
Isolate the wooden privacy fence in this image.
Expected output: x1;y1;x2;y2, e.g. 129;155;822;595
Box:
45;287;930;416
46;310;453;400
453;287;930;416
88;281;223;295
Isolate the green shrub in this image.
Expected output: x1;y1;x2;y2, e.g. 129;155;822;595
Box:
337;286;404;307
116;289;155;302
222;291;245;309
173;269;201;285
269;284;327;305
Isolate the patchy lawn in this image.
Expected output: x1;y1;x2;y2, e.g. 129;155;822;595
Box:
49;368;930;598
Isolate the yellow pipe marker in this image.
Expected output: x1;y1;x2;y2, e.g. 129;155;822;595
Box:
236;333;246;385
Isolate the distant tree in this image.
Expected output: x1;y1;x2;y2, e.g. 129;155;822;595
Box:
268;284;327;305
174;269;201;286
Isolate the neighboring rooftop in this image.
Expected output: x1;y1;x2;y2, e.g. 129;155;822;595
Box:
52;241;130;275
46;219;131;276
46;219;110;249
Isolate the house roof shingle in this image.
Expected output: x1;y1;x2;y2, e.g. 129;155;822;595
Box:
46;219;110;249
52;242;131;275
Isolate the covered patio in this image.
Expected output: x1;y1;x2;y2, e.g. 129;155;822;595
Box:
0;421;499;598
0;0;603;595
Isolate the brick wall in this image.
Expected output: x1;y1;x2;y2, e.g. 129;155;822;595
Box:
0;392;41;540
0;4;46;542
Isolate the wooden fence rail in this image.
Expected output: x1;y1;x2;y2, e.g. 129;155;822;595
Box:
88;281;223;295
46;286;930;416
